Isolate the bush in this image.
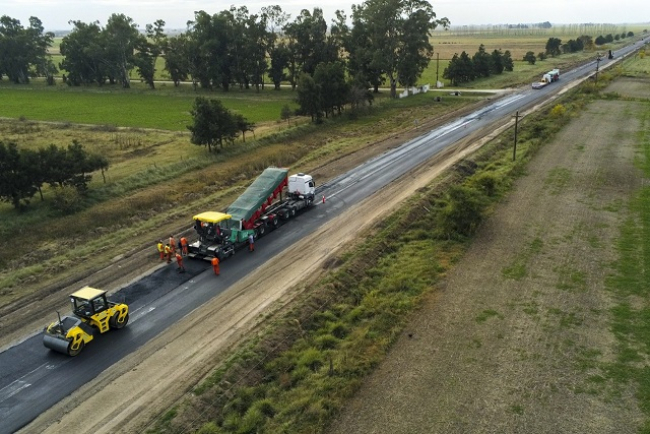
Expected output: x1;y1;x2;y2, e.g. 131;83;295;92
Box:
51;185;84;215
437;185;488;238
550;104;566;118
471;172;501;197
298;348;323;372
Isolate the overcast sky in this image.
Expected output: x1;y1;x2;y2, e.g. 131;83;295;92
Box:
2;0;647;31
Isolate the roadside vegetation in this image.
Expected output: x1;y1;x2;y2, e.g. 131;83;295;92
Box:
146;59;630;434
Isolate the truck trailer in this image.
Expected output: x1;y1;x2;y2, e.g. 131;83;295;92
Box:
188;168;315;260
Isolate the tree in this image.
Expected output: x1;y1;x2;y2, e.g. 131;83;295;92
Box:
280;104;292;124
187;97;239;151
347;74;374;110
523;51;536;65
490;49;504;75
537;52;547;61
135;19;166;89
234;114;255;142
502;50;514;72
0;16;54;84
296;73;322;122
269;43;290;90
0;141;38;208
350;0;449;98
443;51;474;86
578;35;594;50
471;44;492;78
103;14;144;88
545;37;562;57
314;62;349;117
594;35;606;46
164;34;190;86
59;21;106;85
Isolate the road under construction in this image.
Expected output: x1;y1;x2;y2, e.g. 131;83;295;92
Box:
0;42;640;434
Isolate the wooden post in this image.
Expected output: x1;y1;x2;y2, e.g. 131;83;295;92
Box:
513;111;520;161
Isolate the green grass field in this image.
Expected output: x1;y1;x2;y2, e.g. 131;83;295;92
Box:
0;84;299;130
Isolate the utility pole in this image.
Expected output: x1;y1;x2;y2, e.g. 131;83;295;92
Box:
595;54;602;84
512;111;520;161
436;52;440;87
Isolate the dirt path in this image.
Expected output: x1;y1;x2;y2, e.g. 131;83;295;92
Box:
327;96;646;432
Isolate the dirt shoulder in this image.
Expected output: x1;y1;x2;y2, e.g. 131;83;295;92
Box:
327;95;646;431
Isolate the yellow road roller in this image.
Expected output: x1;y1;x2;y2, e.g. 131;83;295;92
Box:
43;286;129;356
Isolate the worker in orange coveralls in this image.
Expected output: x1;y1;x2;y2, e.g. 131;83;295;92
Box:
169;235;176;254
180;236;188;256
175;253;185;273
164;244;172;263
211;257;220;276
157;240;164;261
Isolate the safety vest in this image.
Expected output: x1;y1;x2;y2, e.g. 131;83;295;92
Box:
211;257;219;266
164;245;171;254
180;237;188;247
176;253;183;263
157;243;164;252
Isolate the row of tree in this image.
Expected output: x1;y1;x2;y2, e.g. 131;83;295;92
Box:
0;141;108;209
595;32;634;46
442;45;514;86
1;0;450;98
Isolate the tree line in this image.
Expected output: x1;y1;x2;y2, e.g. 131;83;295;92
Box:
442;45;514;86
0;141;108;210
521;32;635;66
0;0;449;99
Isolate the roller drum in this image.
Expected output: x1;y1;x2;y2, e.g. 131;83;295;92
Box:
43;334;72;355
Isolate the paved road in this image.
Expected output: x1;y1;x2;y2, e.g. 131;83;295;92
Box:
0;41;640;434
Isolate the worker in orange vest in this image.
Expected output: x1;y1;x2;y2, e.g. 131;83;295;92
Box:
175;253;185;273
180;236;188;256
169;235;176;254
211;257;220;276
157;240;164;261
164;244;172;263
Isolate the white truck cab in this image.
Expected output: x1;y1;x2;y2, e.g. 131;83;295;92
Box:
288;173;315;199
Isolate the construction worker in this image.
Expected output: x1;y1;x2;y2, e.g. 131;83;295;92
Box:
157;240;164;261
164;244;172;263
248;233;255;252
169;235;176;254
180;236;188;256
211;256;220;276
175;253;185;273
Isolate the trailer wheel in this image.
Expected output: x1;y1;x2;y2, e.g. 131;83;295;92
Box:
290;207;296;217
258;224;266;237
272;216;279;227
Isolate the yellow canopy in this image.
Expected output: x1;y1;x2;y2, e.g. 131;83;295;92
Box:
192;211;232;224
71;286;105;301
